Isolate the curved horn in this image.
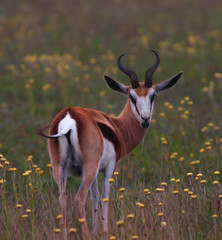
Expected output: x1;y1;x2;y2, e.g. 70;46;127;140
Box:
145;49;160;88
118;54;139;89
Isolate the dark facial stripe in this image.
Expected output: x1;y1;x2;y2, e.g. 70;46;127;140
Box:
150;94;156;111
150;94;155;103
129;95;140;116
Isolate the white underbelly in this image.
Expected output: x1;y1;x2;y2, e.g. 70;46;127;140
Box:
99;138;116;171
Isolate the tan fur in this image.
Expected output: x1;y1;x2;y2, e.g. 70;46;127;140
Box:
134;83;149;96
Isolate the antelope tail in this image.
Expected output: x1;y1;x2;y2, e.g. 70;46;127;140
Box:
37;125;70;138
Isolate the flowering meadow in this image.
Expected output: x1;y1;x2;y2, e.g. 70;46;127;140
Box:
0;0;222;239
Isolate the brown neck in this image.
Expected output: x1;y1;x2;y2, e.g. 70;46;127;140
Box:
112;99;147;155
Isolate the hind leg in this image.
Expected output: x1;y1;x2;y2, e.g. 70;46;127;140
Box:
75;160;100;240
53;166;68;239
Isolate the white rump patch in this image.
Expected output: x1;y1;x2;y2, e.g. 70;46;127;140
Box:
58;113;82;168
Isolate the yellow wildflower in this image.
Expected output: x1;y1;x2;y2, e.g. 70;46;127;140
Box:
200;180;206;184
156;188;164;192
89;58;97;64
0;179;6;184
119;195;124;199
116;220;124;226
78;218;85;223
35;167;41;172
27;155;33;162
184;110;190;115
119;187;125;192
200;148;205;153
139;203;145;208
208;123;214;127
132;235;139;239
8;168;17;172
161;182;167;186
180;100;185;104
161;221;167;227
213;180;219;185
201;126;208;132
23;172;29;177
187;172;193;176
69;228;77;233
127;213;135;219
173;190;179;194
42;83;51;91
168;105;174;109
191;195;197;199
190;160;200;165
53;228;61;233
214;73;222;78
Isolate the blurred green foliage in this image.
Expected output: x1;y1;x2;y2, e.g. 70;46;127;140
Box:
0;0;222;238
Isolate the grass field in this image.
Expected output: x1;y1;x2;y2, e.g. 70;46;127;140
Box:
0;0;222;239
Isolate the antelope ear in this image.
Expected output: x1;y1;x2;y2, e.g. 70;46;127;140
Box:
104;75;129;96
155;72;183;94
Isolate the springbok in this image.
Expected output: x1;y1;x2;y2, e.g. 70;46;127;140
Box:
38;50;183;239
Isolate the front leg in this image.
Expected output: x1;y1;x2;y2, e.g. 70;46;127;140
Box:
101;159;116;237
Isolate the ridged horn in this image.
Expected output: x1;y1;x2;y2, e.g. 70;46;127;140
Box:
118;54;139;89
145;49;160;88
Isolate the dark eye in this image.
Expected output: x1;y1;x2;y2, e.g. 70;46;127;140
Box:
129;95;136;105
150;94;156;103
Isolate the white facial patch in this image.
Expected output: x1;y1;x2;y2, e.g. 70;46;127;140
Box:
129;88;155;126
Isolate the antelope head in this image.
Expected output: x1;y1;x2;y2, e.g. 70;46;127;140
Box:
104;50;183;129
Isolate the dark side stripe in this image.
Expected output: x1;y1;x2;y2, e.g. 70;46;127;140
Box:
97;122;122;161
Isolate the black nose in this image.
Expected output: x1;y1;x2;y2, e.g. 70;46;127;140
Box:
141;122;149;128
